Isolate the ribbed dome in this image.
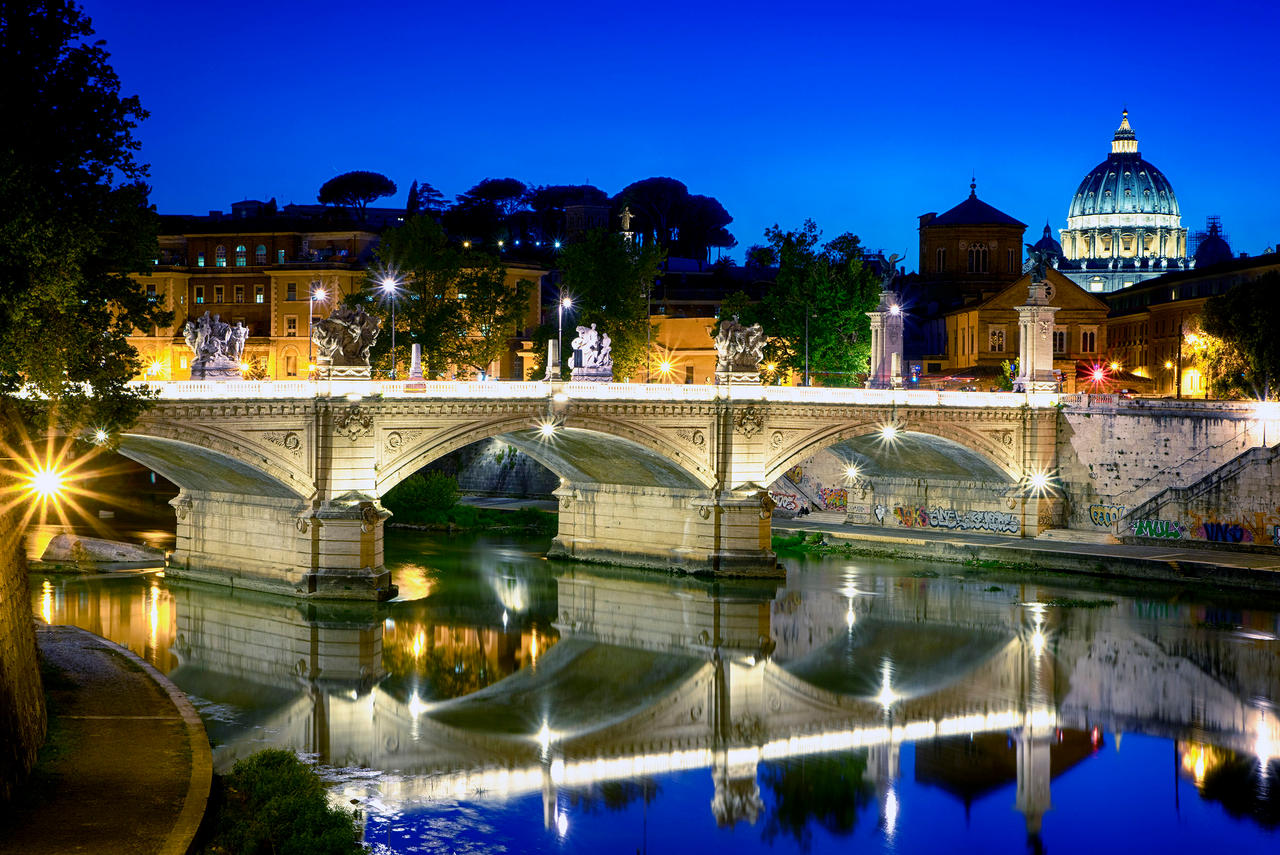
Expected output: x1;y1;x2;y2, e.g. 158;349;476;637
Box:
1067;111;1180;219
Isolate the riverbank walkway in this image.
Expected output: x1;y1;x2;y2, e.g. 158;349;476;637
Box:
0;624;211;855
776;518;1280;591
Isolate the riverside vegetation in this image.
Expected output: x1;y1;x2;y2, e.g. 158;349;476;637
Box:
382;471;555;534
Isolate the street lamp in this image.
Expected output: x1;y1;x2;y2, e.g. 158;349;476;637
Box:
557;295;572;378
379;274;401;380
309;284;327;377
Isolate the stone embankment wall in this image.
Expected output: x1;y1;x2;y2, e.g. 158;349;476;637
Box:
0;509;46;802
1057;398;1265;536
425;439;557;498
1122;444;1280;547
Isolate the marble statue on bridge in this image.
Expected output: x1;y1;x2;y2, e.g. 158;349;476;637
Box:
570;323;613;381
714;315;766;383
182;311;250;380
311;305;381;379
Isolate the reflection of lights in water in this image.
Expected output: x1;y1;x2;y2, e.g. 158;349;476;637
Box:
1257;713;1276;768
537;722;553;757
502;609;509;628
408;692;429;720
876;659;897;708
530;630;539;666
555;810;569;838
148;582;160;657
883;788;899;837
491;576;528;613
383;617;395;631
41;579;53;625
549;757;565;785
846;604;856;629
1030;628;1047;656
412;630;425;660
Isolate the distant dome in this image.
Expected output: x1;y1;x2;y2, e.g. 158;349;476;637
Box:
1067;111;1180;219
1194;219;1233;266
1032;224;1062;258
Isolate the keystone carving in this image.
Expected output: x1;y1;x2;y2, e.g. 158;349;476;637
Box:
333;404;373;441
295;516;311;533
734;406;764;438
360;505;381;533
172;496;192;520
769;430;785;450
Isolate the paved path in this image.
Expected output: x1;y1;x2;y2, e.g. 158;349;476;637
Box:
0;625;211;855
776;519;1280;589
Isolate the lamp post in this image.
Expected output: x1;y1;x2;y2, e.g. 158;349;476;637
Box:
557;295;572;378
309;284;326;379
379;275;400;380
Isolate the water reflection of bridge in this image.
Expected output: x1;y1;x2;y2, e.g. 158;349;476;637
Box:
169;568;1278;836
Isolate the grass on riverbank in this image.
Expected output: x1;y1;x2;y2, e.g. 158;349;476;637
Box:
383;471;556;534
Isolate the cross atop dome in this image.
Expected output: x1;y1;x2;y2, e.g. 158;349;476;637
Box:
1112;109;1138;154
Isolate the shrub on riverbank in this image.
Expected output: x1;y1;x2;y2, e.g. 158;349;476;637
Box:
383;471;556;533
199;749;362;855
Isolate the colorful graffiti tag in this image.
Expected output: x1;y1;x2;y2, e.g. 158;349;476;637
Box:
891;506;1020;534
769;492;799;512
817;487;848;511
1130;519;1185;539
785;465;804;483
1196;521;1252;543
1088;504;1125;527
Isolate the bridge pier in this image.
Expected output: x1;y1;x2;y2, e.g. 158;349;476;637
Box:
168;489;395;601
548;483;781;577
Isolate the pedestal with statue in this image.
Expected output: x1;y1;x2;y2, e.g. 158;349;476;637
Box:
713;315;765;384
183;311;250;380
311;305;381;380
1013;246;1061;393
865;253;905;389
569;323;613;382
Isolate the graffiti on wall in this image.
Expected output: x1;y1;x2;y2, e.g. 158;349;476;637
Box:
769;492;799;512
890;506;1020;535
874;504;887;522
1130;519;1185;539
1088;504;1126;527
785;465;804;483
818;487;847;511
1196;521;1252;543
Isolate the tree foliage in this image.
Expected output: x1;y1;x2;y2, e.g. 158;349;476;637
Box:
207;749;362;855
0;0;170;432
551;229;665;381
612;177;735;261
316;170;397;213
751;221;881;386
371;216;533;378
1198;272;1280;398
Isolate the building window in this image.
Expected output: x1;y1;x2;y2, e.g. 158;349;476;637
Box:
195;286;204;304
214;285;224;303
277;249;285;264
1081;329;1096;353
967;243;988;274
285;353;297;377
286;282;297;301
969;328;975;355
197;252;205;267
146;282;157;301
1008;248;1016;272
989;327;1005;353
234;285;244;303
255;285;264;304
286;316;298;337
935;247;945;272
215;245;226;267
1053;328;1067;354
255;244;267;264
1090;277;1105;292
235;245;247;267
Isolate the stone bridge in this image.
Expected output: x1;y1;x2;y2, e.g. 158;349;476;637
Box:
117;380;1062;599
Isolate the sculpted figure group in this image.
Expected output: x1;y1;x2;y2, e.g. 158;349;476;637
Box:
713;315;766;373
182;311;249;378
312;305;381;366
570;323;613;380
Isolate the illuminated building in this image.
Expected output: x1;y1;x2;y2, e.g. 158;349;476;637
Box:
1057;111;1190;293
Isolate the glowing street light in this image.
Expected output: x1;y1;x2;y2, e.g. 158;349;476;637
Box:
556;295;573;378
379;273;402;379
308;284;327;374
879;423;899;443
26;466;64;501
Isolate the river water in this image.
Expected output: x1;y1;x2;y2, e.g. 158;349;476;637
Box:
28;526;1280;854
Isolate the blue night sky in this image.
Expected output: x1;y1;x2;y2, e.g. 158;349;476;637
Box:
88;0;1279;266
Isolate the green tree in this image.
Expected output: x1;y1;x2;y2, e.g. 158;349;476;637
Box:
317;170;397;216
553;228;664;381
612;177;736;262
1199;272;1280;398
209;749;362;855
0;0;170;432
756;221;881;387
371;216;532;379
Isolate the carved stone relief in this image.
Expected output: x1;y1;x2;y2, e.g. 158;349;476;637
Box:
333;405;373;441
734;406;764;438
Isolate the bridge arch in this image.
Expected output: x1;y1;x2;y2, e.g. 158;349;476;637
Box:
764;417;1022;486
376;414;716;497
117;426;311;498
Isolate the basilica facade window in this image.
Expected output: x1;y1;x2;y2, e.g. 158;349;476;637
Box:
967;243;988;274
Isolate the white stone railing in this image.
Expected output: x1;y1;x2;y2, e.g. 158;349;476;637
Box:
129;379;1063;409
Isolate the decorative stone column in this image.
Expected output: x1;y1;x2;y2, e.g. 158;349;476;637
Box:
866;292;903;389
1013;281;1060;392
